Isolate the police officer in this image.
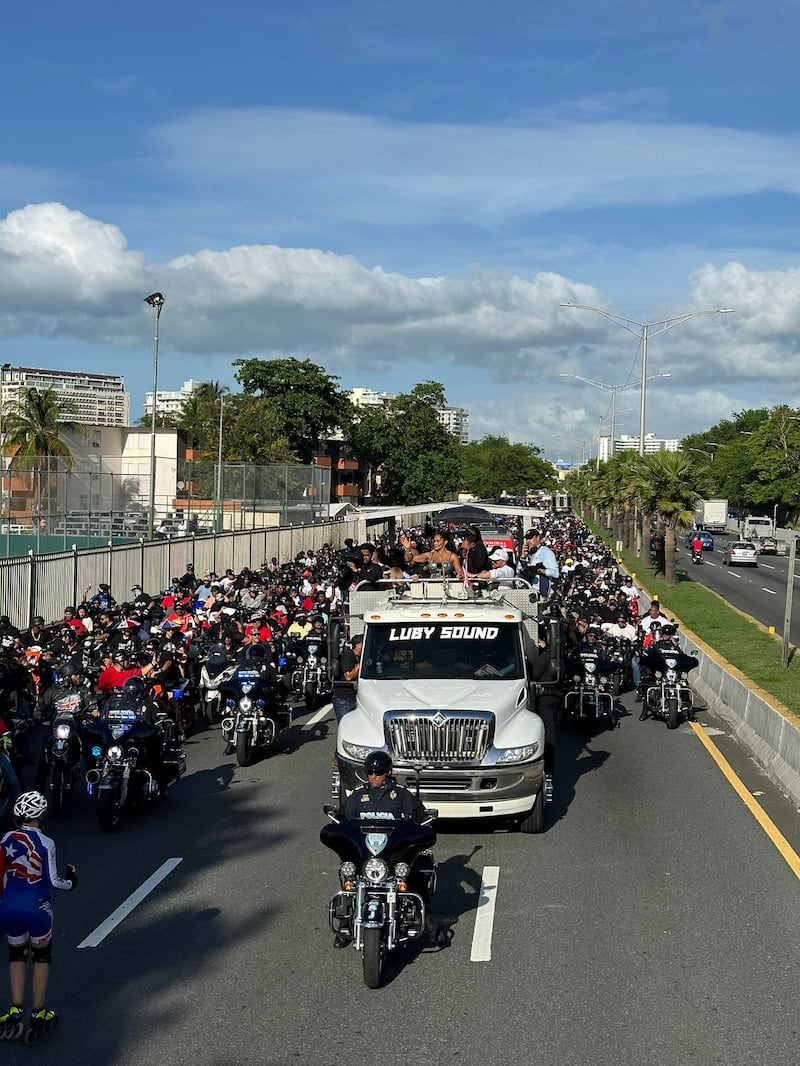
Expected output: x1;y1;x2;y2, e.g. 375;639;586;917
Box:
344;750;422;821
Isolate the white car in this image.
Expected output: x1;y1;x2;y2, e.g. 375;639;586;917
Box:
723;541;759;567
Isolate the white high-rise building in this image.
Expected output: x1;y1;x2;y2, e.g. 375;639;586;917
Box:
436;406;470;444
144;379;203;419
0;366;129;426
598;433;680;461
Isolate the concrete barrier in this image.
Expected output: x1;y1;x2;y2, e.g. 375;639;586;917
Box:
644;595;800;807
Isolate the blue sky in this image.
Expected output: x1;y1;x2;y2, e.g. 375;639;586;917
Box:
2;0;799;461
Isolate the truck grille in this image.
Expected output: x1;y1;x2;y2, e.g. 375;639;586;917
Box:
385;710;494;763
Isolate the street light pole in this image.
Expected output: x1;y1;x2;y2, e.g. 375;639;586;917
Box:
144;292;165;539
560;371;672;458
215;394;224;532
561;303;734;454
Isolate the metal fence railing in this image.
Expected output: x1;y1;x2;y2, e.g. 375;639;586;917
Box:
0;515;385;630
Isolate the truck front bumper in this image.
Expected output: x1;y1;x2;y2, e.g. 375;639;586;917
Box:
336;756;544;820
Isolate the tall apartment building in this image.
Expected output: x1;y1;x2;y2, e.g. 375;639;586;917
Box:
0;366;129;426
598;433;680;462
144;379;203;419
436;406;470;445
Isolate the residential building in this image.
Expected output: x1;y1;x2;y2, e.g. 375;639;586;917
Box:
144;379;203;419
0;366;129;426
598;433;680;462
436;405;470;444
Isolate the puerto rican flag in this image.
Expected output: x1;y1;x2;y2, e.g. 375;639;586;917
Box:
2;833;44;885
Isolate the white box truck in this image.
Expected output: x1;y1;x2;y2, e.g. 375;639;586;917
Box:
694;499;728;533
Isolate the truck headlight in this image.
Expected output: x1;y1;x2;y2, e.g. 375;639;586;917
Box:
341;741;380;761
496;742;540;764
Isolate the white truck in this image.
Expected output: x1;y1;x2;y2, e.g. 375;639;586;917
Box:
743;515;774;540
693;498;728;533
333;579;561;834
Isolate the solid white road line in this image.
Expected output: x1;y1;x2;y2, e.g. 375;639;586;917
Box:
762;587;777;595
471;865;500;962
301;703;332;730
78;858;183;948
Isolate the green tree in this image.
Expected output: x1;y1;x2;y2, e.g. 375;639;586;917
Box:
3;386;87;519
233;357;351;463
630;451;699;586
222;395;297;464
460;436;556;499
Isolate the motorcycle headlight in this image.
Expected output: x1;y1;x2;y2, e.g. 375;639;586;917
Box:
239;697;253;711
496;742;540;764
339;861;357;883
364;857;389;883
394;862;410;879
107;745;124;762
341;741;378;761
55;723;72;740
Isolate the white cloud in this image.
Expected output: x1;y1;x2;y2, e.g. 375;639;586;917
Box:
0;202;799;445
147;106;800;229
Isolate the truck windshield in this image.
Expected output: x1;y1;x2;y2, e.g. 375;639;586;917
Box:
360;622;524;681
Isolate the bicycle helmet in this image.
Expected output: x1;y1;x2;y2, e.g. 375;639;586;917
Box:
14;790;48;822
364;751;393;776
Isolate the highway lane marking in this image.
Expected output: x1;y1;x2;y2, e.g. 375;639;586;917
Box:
78;858;183;948
762;587;776;595
301;703;332;730
689;723;800;880
470;865;500;962
761;564;776;570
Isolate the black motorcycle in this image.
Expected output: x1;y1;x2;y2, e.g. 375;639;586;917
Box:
289;636;331;710
691;548;703;565
561;647;616;728
640;645;699;729
84;686;186;831
320;807;437;989
604;635;634;697
219;659;291;766
37;705;87;818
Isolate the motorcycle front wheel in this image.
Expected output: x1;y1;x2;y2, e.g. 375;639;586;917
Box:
666;696;680;730
362;926;384;989
98;788;122;832
49;760;67;819
304;683;316;711
236;731;252;767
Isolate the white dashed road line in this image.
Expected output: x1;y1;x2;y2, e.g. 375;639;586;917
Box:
471;865;500;962
762;587;776;595
301;703;333;730
79;858;183;948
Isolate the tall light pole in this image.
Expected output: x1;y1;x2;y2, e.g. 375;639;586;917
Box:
215;393;224;532
0;362;11;556
561;304;734;454
560;371;672;458
688;442;719;462
144;292;165;539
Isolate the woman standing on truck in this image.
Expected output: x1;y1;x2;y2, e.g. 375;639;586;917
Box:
460;528;491;577
400;532;463;580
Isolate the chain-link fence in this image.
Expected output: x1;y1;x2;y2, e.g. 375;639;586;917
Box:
0;456;331;548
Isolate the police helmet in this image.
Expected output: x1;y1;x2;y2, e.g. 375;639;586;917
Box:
122;676;146;699
660;624;677;638
364;751;393;777
31;616;45;627
14;790;48;822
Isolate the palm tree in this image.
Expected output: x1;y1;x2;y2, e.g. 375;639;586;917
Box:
630;451;700;586
3;387;86;523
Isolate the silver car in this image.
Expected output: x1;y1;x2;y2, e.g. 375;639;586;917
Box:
723;541;759;567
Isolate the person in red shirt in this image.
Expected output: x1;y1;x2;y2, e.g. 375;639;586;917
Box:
96;651;142;694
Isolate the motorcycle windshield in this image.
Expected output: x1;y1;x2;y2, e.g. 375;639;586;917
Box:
320;817;435;866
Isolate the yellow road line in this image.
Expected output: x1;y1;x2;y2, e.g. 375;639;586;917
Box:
689;721;800;879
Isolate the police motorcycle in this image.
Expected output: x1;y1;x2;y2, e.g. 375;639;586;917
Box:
198;642;235;723
84;677;186;832
561;631;617;728
218;646;291;766
0;734;20;823
639;626;699;730
604;634;634;698
36;689;93;819
320;802;438;989
292;631;332;711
